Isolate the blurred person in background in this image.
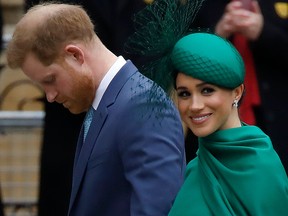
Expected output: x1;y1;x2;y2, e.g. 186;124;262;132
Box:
24;0;148;215
249;0;288;174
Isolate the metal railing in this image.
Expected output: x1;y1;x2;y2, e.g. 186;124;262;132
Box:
0;111;44;216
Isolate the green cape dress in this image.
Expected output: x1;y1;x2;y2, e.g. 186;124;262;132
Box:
169;124;288;216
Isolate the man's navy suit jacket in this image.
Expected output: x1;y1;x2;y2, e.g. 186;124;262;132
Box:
68;61;186;216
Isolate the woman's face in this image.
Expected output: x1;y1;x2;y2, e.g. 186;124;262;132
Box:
176;73;241;137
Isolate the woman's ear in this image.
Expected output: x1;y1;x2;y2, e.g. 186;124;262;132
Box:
64;44;84;64
234;84;245;101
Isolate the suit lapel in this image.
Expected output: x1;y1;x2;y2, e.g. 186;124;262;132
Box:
69;106;108;207
69;61;138;211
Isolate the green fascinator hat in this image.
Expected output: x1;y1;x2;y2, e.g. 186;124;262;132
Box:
171;32;245;89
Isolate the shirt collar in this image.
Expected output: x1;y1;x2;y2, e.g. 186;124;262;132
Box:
92;56;126;109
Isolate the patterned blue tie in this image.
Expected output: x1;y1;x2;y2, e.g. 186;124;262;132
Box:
83;106;94;141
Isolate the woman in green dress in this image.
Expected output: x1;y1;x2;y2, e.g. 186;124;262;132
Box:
125;0;288;214
168;32;288;216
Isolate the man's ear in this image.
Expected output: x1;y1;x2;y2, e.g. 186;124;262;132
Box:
64;45;84;64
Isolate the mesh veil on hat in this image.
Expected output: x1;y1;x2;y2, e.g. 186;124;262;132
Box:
172;32;245;89
125;0;204;94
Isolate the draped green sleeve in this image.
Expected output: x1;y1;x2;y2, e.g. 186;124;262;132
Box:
169;125;288;216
